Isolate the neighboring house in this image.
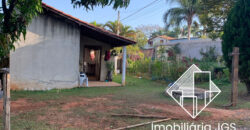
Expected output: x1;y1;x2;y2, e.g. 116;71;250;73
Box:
144;35;176;49
142;38;222;60
10;3;135;90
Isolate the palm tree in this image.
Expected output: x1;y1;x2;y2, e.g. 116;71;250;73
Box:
120;25;136;39
104;21;121;34
164;0;202;40
90;21;104;28
104;20;135;39
104;21;138;56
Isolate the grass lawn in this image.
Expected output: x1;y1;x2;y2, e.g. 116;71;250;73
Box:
0;75;249;129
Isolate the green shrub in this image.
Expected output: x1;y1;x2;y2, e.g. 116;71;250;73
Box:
199;46;218;62
127;56;228;84
222;0;250;94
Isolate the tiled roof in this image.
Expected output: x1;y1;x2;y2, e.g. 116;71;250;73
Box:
149;35;176;41
158;35;176;40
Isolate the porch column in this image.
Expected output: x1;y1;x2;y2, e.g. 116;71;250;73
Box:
114;56;118;75
122;46;126;86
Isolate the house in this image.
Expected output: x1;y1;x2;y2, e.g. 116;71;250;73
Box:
142;38;222;60
10;3;135;90
144;35;176;49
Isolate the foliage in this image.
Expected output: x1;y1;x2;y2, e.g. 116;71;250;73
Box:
164;0;202;40
127;58;151;76
71;0;130;10
128;57;188;82
104;20;135;38
222;0;250;94
199;0;236;36
134;30;148;48
149;27;183;39
199;46;218;62
127;44;144;60
106;61;114;71
104;20;146;60
157;46;167;62
166;43;181;61
166;27;181;38
172;43;181;54
0;0;42;66
89;21;103;28
136;24;163;38
150;30;167;38
208;31;221;41
127;50;231;85
191;21;202;37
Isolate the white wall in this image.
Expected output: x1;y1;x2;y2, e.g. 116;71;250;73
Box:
10;14;80;90
151;37;168;45
176;39;222;60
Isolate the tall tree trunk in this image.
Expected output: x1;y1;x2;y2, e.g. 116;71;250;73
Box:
187;23;191;40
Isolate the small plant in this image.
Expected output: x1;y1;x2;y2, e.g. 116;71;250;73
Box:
106;61;114;72
208;31;221;41
200;46;218;62
106;61;114;82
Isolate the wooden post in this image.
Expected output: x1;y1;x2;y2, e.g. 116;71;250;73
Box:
231;47;239;107
122;46;127;86
1;68;10;130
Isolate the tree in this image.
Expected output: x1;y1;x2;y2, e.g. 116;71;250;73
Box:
200;46;218;62
104;21;120;34
0;0;42;67
199;0;236;39
90;21;104;28
134;30;148;48
71;0;130;10
164;0;202;40
222;0;250;94
191;21;201;37
136;24;163;38
150;29;168;38
104;21;147;58
104;20;135;38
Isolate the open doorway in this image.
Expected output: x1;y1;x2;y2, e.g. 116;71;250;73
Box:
83;46;102;81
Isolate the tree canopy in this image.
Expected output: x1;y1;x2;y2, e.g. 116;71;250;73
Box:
197;0;236;40
222;0;250;94
164;0;202;40
0;0;42;67
71;0;130;10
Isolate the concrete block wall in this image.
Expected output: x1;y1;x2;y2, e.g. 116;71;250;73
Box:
10;14;80;90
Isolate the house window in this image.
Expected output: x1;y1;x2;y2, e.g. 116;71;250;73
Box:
160;40;164;44
149;41;153;46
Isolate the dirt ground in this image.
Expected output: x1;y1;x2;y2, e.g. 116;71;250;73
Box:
0;95;250;129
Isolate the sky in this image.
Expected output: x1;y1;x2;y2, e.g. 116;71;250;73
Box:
42;0;178;29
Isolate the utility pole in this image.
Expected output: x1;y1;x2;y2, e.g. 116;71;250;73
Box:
118;10;126;86
114;11;120;75
117;11;120;35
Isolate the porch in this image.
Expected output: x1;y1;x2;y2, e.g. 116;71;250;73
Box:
86;81;121;87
